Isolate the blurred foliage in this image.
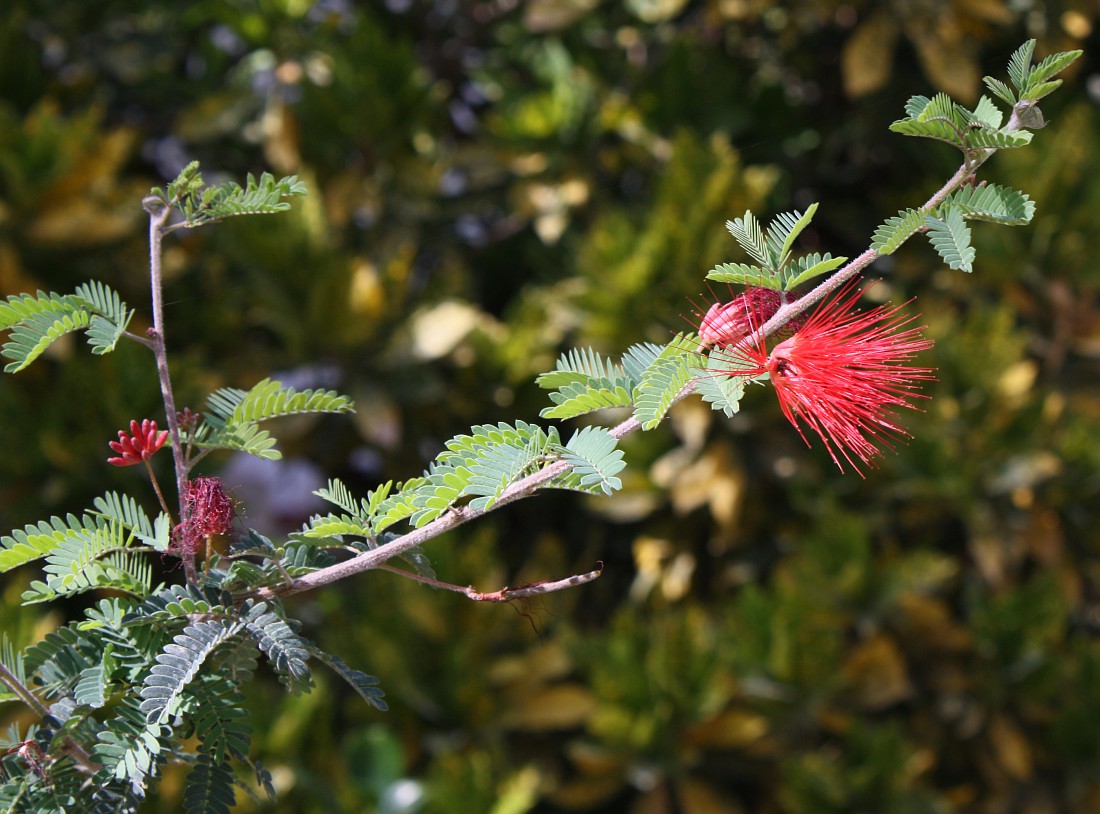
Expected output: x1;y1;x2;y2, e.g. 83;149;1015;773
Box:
1;0;1099;812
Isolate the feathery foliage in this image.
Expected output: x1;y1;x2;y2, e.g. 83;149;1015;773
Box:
191;377;354;461
633;334;704;430
0;282;133;372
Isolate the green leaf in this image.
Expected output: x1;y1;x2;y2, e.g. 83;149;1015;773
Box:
0;290;79;331
312;651;387;711
166;160;204;203
725;210;774;270
559;426;626;495
91;492;156;546
75;658;110;709
966;96;1003;130
536;347;622;390
0;518;71;571
983;76;1016;107
705;261;779;288
1022;49;1082;99
766;203;818;272
540;381;635;420
373;477;427;533
241;601;312;694
903;94;931;118
0;635;26;704
925;208;976;273
2;306;91;373
963;128;1032;150
1006;39;1035;91
888;118;965;149
464;438;538;511
633;334;704;430
185;679;252;764
621;342;664;384
139;620;243;726
944;183;1035;226
694;362;749;418
193;421;280;460
889;93;968;149
179;171;308;228
197;378;353;461
303;478;395;541
780;252;847;290
182;753;236;814
94;695;171;796
871;208;925;255
73;281;135;355
537;347;635;419
212;377;354;424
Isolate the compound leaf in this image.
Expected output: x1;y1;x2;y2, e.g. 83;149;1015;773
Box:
559;426;626;495
925;208;976;273
139;620;242;726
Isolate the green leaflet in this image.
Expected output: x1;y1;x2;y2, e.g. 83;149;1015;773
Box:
724;204;819;275
541;382;635;420
695;365;750;418
184;678;253;764
779;252;847;291
384;421;558;527
195;377;353;460
154;164;308;229
705;261;779;289
632;334;703;430
871;208;925;256
241;601;312;695
925;208;976;273
2;307;90;373
182;753;236;814
0;283;133;372
311;651;387;712
942;183;1034;226
538;347;635;420
140;624;244;726
557;426;626;495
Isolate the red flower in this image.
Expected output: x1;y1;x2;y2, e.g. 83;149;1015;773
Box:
108;419;169;467
716;282;934;474
697;287;782;349
174;477;236;556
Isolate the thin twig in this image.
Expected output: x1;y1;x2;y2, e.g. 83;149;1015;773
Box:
375;561;604;601
0;661;100;774
143;458;172;519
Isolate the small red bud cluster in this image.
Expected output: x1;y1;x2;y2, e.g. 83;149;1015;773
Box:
107;419;168;467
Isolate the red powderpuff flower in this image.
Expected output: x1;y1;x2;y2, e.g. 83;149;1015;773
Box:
174;477;236;557
108;419;169;467
697;286;783;349
717;282;935;475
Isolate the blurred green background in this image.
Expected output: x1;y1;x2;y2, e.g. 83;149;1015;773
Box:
2;1;1100;811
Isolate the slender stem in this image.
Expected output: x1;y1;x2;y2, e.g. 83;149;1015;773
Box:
143;458;172;519
143;198;188;509
374;561;603;601
0;661;48;720
0;661;100;773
